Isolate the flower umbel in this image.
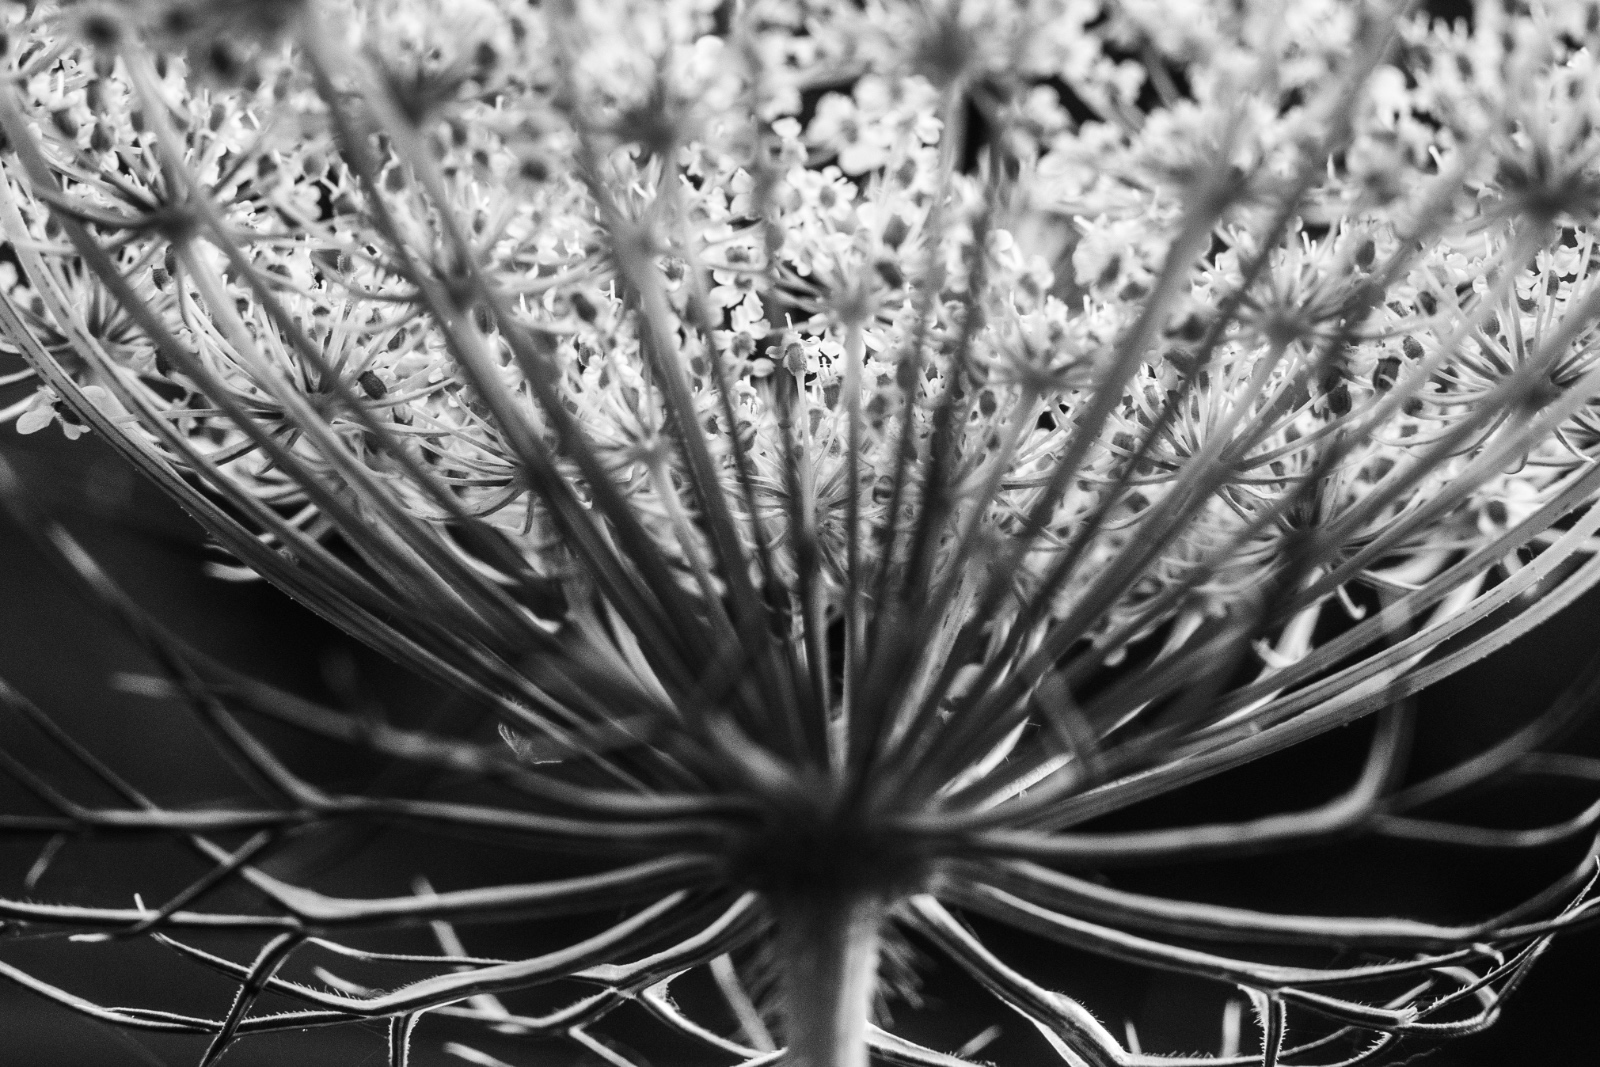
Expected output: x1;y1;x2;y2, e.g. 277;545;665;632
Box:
6;2;1600;1066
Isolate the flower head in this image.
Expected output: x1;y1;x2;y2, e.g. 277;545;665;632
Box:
6;2;1600;1066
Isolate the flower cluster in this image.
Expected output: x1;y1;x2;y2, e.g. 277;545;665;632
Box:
6;1;1600;1066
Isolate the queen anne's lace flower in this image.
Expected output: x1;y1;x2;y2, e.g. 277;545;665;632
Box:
7;2;1600;1066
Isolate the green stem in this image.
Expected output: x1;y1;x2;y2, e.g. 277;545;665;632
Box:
773;891;886;1067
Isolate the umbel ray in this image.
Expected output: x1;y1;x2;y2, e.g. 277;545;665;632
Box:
5;1;1600;1065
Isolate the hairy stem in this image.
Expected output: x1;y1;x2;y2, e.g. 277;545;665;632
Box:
773;891;887;1067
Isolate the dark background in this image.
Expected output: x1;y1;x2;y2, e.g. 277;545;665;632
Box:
2;390;1598;1066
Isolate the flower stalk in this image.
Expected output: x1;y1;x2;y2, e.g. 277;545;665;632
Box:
772;890;887;1067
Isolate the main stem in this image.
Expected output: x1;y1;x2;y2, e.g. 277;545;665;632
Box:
773;890;887;1067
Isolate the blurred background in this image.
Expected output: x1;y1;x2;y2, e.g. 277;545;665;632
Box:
3;362;1600;1067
